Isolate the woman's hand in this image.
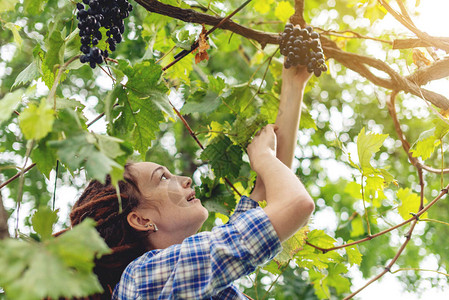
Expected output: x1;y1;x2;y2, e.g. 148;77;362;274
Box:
282;64;312;89
247;124;278;173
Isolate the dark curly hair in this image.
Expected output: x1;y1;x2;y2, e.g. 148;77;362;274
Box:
59;163;150;299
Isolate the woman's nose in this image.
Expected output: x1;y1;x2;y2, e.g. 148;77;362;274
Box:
181;176;192;188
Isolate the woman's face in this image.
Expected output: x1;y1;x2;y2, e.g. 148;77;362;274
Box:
130;162;209;243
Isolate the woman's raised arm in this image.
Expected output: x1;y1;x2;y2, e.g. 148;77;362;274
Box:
250;64;312;202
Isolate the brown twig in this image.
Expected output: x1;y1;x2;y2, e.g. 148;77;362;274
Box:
0;163;36;190
86;112;105;127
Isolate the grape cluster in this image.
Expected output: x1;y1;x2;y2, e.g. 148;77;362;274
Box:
280;24;327;77
76;0;133;69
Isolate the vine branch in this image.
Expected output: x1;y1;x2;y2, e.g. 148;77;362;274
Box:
391;267;449;278
134;0;449;110
344;219;418;299
387;91;449;174
378;0;449;52
134;0;279;47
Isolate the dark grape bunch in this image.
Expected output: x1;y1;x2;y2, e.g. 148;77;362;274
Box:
76;0;133;69
280;24;327;77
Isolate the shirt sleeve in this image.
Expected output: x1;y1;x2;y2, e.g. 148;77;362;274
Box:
228;195;259;223
113;207;282;300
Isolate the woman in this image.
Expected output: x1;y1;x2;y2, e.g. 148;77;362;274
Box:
69;64;315;299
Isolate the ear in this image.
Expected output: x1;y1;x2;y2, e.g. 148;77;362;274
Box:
127;211;152;232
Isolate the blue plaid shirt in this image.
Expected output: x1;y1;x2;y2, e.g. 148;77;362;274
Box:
112;196;282;299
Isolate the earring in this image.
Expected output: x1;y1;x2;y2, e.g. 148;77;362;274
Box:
144;223;158;232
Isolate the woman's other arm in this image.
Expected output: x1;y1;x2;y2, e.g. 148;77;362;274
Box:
247;125;314;243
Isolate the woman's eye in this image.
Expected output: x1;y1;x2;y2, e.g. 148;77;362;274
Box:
161;174;168;180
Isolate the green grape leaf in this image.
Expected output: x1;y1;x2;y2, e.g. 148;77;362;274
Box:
148;89;176;120
223;85;252;116
208;75;226;95
19;99;55;140
31;206;58;241
30;133;58;178
4;22;22;48
227;114;267;148
345;181;362;199
274;226;309;264
274;1;295;22
262;260;283;275
309;268;330;299
300;108;317;130
397;188;428;220
0;89;23;124
253;0;274;14
111;88;164;155
121;59;166;97
48;219;111;273
309;263;350;299
433;118;449;139
350;215;365;237
43;22;65;89
12;61;40;89
326;263;351;294
0;0;19;12
296;245;343;270
200;135;243;179
363;1;387;23
357;127;388;170
182;90;222;115
345;242;362;266
306;229;336;248
95;134;126;159
172;27;196;50
195;176;236;215
365;175;385;206
164;51;193;84
24;0;47;14
48;129;124;184
0;219;109;300
259;93;279;124
410;134;439;160
105;84;123;124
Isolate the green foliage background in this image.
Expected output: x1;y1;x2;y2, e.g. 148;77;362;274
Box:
0;0;448;299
